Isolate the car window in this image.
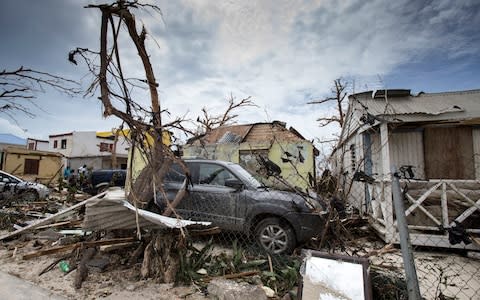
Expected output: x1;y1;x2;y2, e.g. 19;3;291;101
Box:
197;163;236;186
165;163;186;183
0;173;19;184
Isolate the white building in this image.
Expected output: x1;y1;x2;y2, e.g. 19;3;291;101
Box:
27;138;49;151
49;130;130;171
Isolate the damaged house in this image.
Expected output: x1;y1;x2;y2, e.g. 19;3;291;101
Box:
332;89;480;250
183;121;318;191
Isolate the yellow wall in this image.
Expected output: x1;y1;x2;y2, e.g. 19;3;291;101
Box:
183;140;316;191
3;151;62;184
125;131;172;193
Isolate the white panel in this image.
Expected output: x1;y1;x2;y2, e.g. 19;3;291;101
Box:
390;131;425;179
370;131;382;177
473;128;480;180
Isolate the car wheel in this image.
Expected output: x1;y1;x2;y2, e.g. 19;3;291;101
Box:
21;190;39;202
96;185;109;194
254;217;296;255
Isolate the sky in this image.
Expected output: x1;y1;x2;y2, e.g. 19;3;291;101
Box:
1;0;479;154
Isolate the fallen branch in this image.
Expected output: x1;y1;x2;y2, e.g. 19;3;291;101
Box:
22;237;135;260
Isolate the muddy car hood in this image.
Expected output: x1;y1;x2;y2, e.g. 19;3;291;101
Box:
249;187;324;213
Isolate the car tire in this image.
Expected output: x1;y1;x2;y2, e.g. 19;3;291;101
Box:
96;185;109;194
21;190;39;202
254;217;296;255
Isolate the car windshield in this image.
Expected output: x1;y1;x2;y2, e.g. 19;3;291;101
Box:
229;164;262;188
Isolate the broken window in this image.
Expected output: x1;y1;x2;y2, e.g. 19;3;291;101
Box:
424;126;474;179
99;142;113;152
24;159;40;175
61;139;67;149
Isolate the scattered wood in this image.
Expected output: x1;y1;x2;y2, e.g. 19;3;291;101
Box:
363;243;397;258
22;237;136;260
189;226;221;236
0;192;106;242
36;220;83;230
204;271;260;283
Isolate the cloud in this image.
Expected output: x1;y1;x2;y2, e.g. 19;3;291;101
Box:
0;118;28;138
1;0;479;150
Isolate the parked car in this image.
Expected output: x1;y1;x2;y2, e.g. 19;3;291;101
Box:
0;170;50;202
83;169;127;195
152;159;326;254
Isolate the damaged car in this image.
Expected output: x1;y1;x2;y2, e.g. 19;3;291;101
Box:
151;159;326;255
0;170;50;202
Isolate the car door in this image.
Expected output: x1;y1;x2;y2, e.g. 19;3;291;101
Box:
187;162;244;231
0;172;17;201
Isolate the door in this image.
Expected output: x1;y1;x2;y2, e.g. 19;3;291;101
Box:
189;162;243;230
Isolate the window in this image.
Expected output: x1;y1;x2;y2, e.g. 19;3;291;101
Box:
99;142;113;152
61;139;67;149
28;142;35;150
198;163;236;186
24;159;40;175
165;163;186;183
53;140;58;148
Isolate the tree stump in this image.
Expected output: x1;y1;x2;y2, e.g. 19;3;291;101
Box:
141;230;181;282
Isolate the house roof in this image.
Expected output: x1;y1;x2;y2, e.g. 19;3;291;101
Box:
188;121;309;145
352;89;480;121
4;146;62;157
0;133;26;145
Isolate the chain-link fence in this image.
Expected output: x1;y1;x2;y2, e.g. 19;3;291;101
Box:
342;171;480;300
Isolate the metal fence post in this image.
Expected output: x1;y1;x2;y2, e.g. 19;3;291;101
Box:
391;166;422;300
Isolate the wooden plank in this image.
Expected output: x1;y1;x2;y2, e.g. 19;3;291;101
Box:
447;182;480;212
22;237;135;260
0;192;107;241
441;182;449;227
36;220;83;230
424;127;474;179
405;194;442;226
404;181;442;216
452;198;480;226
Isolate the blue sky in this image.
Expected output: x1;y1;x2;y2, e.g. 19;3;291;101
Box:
1;0;479;152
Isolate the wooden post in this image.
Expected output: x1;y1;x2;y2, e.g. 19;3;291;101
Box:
380;122;394;242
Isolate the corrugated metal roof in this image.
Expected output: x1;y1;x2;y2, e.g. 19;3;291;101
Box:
83;189;211;231
0;133;26;145
217;131;243;143
352;89;480;118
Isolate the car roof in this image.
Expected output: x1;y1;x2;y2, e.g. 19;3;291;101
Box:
182;158;235;166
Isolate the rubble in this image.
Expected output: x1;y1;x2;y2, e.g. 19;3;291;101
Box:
207;279;268;300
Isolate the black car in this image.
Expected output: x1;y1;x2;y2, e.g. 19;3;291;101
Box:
154;159;326;254
84;169;126;195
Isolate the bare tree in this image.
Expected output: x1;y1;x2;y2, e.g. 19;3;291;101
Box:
308;78;348;128
0;66;79;119
69;1;190;211
196;94;256;133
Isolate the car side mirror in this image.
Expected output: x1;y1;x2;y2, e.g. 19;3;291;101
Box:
224;178;244;190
